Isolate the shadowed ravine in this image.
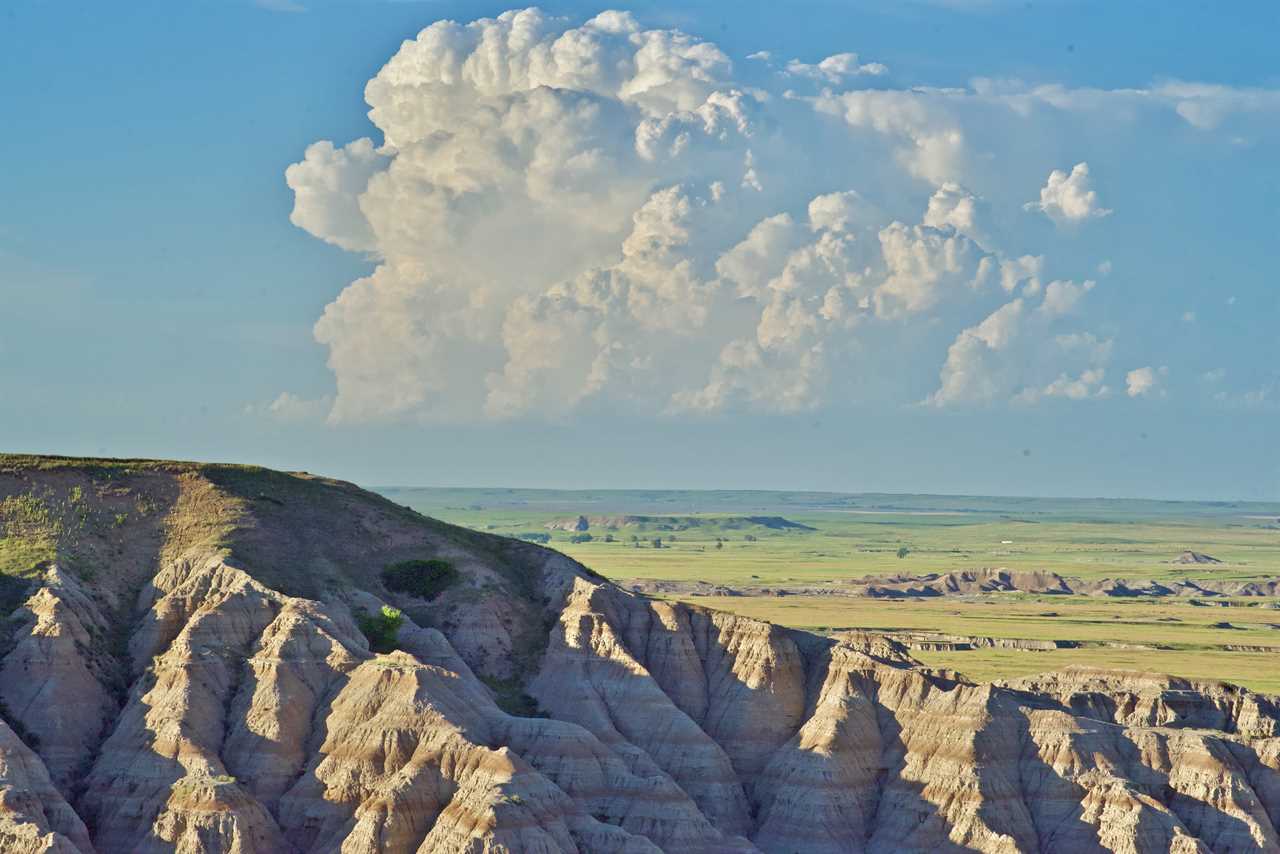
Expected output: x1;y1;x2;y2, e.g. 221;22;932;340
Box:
1;456;1278;853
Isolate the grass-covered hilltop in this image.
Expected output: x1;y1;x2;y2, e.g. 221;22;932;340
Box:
3;454;1280;853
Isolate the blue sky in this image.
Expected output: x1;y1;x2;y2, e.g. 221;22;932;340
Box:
1;0;1277;498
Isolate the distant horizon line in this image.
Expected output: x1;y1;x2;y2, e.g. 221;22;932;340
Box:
4;450;1274;507
373;484;1280;508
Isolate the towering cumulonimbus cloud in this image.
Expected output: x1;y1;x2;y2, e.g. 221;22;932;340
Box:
282;7;1276;423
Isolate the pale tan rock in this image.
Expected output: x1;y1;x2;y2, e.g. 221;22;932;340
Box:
0;719;94;853
0;566;117;792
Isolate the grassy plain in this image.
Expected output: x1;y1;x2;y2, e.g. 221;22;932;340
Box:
383;487;1280;583
673;594;1280;694
382;487;1280;692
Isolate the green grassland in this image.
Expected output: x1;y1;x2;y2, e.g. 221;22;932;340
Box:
669;594;1280;692
383;486;1280;693
381;487;1280;585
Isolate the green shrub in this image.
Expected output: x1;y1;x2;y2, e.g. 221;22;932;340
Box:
897;546;910;559
569;533;593;544
357;605;404;653
516;532;551;544
480;674;549;718
381;559;459;601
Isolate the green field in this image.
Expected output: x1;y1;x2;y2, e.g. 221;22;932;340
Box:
379;487;1280;693
669;594;1280;694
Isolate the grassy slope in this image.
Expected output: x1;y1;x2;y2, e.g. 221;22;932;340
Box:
0;455;548;605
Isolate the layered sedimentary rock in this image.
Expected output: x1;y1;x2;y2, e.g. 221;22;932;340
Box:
629;567;1280;599
1;458;1278;853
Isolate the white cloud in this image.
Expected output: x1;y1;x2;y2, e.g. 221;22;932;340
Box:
285;139;387;252
927;286;1112;407
283;7;1278;423
1182;310;1197;323
785;53;888;83
1151;81;1280;130
1125;365;1168;398
923;182;989;246
1024;162;1111;224
1039;279;1094;317
246;392;333;422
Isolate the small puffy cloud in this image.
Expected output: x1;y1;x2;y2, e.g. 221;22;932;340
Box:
1182;310;1197;323
246;392;333;422
1039;279;1094;317
785;53;888;83
1202;368;1226;383
1025;162;1112;224
1125;365;1168;398
1097;260;1112;275
1033;367;1109;402
922;182;990;246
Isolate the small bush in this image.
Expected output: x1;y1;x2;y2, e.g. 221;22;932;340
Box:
517;532;551;544
897;546;910;559
357;605;404;653
481;675;549;718
569;533;593;543
381;559;459;601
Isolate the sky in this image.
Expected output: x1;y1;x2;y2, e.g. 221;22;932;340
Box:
1;0;1277;499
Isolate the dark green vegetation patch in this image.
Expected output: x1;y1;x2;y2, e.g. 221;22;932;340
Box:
381;558;460;601
357;605;404;653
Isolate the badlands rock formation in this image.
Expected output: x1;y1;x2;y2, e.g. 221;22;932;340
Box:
545;515;814;533
0;456;1278;853
629;567;1280;600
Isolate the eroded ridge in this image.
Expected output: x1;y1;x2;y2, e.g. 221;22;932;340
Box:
0;458;1278;852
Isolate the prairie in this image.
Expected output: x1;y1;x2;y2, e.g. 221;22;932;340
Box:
384;486;1280;692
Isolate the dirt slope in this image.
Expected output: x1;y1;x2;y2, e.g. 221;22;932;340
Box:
1;456;1278;853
